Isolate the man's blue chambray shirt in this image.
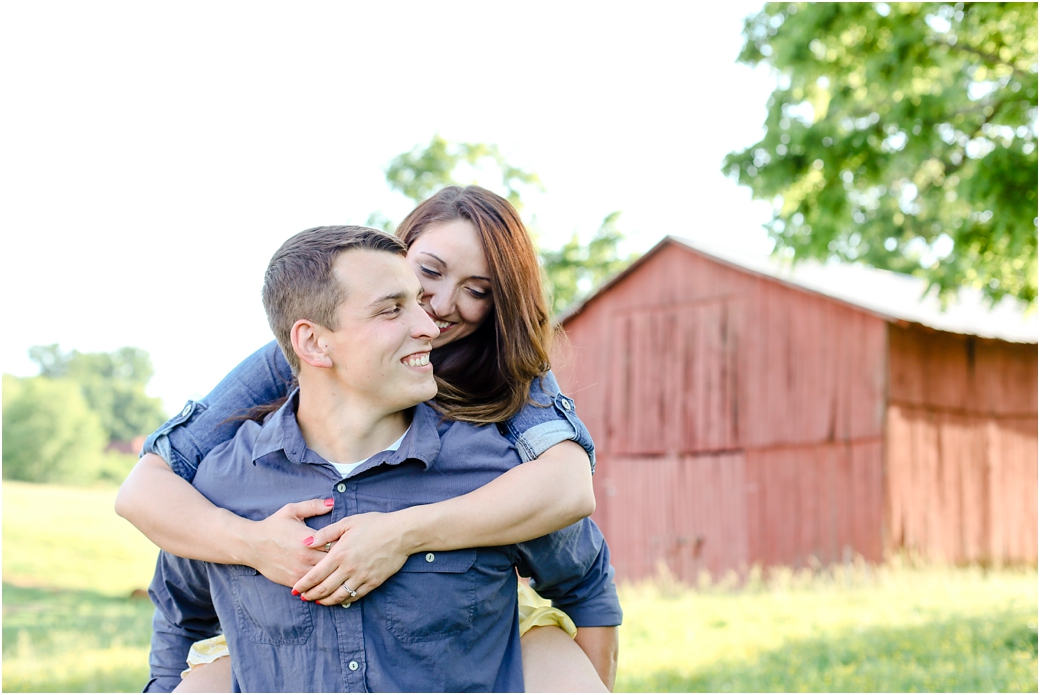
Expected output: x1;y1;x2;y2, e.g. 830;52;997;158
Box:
146;392;622;693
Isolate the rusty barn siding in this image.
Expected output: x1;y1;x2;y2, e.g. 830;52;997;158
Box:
557;243;888;582
885;324;1038;564
558;244;756;580
739;275;887;569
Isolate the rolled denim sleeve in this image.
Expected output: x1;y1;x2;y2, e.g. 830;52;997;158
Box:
145;553;220;693
502;370;597;472
141;342;293;482
516;518;622;628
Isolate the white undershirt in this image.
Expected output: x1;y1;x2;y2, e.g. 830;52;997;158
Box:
328;427;409;478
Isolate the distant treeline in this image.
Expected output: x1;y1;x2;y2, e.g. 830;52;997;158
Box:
2;345;167;485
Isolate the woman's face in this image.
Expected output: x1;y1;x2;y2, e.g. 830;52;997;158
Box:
406;218;494;349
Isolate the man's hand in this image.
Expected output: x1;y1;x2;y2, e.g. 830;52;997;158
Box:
242;499;333;587
293;510;414;605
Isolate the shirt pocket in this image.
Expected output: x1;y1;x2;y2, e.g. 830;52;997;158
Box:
228;565;315;645
384;549;477;643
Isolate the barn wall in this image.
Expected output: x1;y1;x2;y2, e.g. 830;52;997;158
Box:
600;452;750;581
556;243;889;581
741;276;888;447
745;440;885;567
886;325;1038;564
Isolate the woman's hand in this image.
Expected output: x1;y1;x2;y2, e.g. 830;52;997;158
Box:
243;499;335;587
293;510;416;605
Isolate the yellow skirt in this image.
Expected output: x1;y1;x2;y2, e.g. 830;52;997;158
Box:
183;581;575;676
516;580;577;637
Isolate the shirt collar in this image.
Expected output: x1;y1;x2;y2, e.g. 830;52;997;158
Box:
251;388;441;472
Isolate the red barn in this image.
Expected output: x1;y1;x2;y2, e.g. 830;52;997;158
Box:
555;236;1038;582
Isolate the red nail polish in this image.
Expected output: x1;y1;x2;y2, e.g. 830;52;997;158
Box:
301;595;308;602
291;589;300;596
324;498;334;507
303;536;314;546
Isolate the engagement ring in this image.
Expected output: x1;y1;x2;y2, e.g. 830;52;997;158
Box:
342;583;357;598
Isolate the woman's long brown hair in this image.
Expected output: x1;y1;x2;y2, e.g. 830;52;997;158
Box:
397;185;556;424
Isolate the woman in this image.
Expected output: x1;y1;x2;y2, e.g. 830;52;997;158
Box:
117;186;616;692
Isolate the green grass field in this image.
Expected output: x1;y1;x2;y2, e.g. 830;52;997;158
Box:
3;480;1037;692
3;481;160;692
615;566;1037;692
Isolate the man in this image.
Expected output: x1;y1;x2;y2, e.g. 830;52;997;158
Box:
146;226;621;692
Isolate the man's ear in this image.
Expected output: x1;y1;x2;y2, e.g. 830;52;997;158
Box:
290;319;333;369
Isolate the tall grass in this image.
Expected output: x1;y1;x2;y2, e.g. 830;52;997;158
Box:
3;481;159;692
2;585;156;692
2;480;158;594
615;562;1037;692
3;481;1037;692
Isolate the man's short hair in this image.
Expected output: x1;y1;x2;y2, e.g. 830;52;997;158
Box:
262;225;407;373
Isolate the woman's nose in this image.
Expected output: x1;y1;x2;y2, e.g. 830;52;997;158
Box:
428;291;455;319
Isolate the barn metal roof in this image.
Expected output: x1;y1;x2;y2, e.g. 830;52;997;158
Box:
561;235;1038;344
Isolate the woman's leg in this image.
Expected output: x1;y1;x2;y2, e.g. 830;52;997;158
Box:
521;626;608;693
172;656;232;693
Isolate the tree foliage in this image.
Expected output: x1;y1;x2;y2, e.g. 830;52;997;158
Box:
2;374;108;483
725;2;1038;306
27;344;167;442
541;212;635;315
385;135;543;212
379;135;634;315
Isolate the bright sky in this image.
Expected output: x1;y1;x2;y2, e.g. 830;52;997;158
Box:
2;2;777;413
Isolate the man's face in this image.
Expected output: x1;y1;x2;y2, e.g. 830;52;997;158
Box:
321;249;439;414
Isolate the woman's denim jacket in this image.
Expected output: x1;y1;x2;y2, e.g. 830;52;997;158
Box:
143;342;596;483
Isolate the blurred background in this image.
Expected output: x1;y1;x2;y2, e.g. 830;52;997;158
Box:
2;2;1037;692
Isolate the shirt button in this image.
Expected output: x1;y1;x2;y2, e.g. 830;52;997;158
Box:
341;601;352;609
425;553;435;563
561;398;572;411
181;404;191;416
348;660;360;671
336;483;346;493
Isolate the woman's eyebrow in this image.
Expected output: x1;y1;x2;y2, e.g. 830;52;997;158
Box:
419;251;446;266
419;252;491;282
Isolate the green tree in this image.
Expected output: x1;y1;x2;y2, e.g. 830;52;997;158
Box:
27;345;167;441
541;211;637;315
2;374;108;483
725;2;1038;306
379;135;634;314
385;134;542;212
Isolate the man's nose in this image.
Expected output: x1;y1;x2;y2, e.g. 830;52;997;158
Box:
413;303;440;340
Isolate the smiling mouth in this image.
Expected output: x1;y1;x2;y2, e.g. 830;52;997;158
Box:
432;319;455;332
401;351;431;367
